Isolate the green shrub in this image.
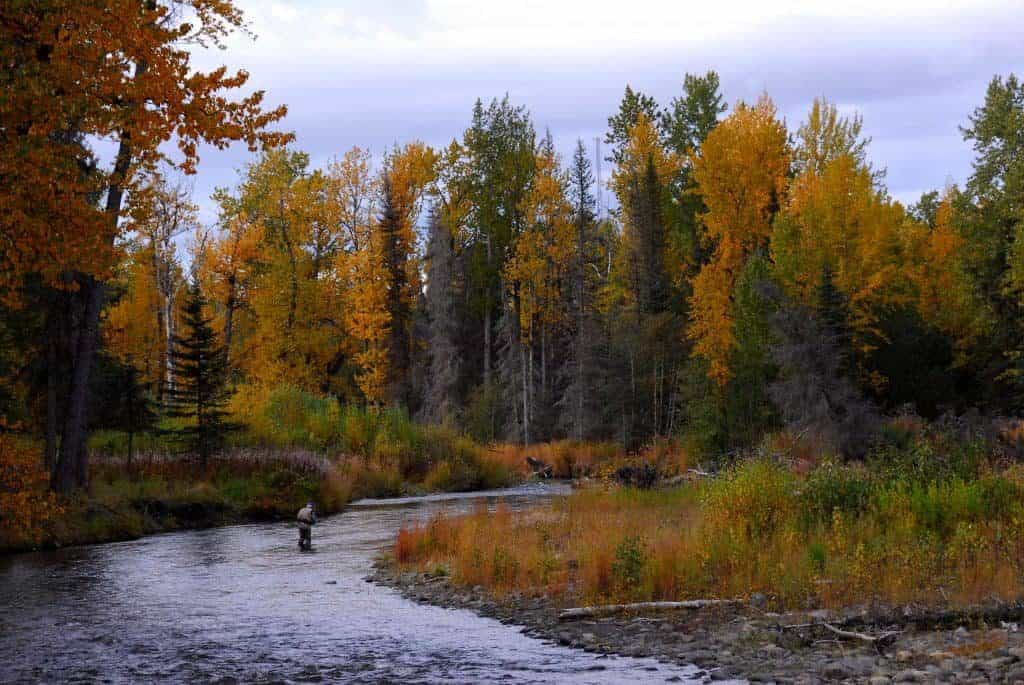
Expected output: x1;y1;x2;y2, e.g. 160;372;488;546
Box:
612;535;646;591
702;458;797;538
799;461;873;529
807;541;827;573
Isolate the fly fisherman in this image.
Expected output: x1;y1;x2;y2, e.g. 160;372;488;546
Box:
297;501;317;550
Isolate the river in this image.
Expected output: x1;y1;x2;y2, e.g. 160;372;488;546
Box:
0;483;702;683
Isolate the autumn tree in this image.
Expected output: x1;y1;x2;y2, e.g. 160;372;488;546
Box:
215;149;349;393
120;172;196;398
903;190;987;363
688;95;789;385
197;212;263;366
771;153;905;362
503;132;574;443
321;149;386;405
1;0;289;492
607;113;686;440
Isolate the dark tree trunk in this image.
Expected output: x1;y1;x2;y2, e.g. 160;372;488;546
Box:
52;115;136;492
52;275;103;492
44;299;59;470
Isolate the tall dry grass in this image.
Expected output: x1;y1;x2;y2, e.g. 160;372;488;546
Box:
393;434;1024;611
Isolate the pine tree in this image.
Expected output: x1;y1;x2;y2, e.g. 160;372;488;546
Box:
633;155;670;314
661;71;727;157
420;208;462;425
379;174;412;406
164;279;236;468
816;263;853;374
605;85;660;165
725;253;777;447
557;140;603;440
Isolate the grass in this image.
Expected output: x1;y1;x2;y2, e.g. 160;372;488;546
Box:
1;446;356;553
392;426;1024;612
89;384;524;497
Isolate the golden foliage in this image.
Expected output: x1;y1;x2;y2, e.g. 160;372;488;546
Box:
688;95;789;383
507;145;575;341
773;154;906;349
903;192;988;359
103;252;165;386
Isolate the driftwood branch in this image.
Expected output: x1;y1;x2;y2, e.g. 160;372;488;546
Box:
820;622;901;646
559;599;742;621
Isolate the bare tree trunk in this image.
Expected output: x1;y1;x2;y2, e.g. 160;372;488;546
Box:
223;274;237;364
44;301;59;470
484;303;492;385
163;294;174;392
521;342;529;446
540;325;546;403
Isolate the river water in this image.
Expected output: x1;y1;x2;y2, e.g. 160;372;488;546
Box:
0;483;702;683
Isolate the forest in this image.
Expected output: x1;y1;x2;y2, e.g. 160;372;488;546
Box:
4;0;1024;552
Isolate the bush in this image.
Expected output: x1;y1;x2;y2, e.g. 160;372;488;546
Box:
702;458;797;538
612;535;646;592
0;436;63;549
799;461;873;529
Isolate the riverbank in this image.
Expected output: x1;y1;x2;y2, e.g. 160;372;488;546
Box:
370;563;1024;683
381;422;1024;681
0;442;524;554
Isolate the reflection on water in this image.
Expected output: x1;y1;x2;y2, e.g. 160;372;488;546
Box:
0;482;701;683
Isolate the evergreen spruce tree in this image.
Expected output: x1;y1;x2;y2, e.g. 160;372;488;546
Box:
816;263;853;375
605;85;660;165
556;140;603;441
725;254;778;446
420;208;462;425
634;155;670;314
660;71;727;157
164;279;235;468
378;173;412;406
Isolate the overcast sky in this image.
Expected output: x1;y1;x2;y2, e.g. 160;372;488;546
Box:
182;0;1023;223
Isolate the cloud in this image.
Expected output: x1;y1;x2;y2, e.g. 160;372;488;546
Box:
180;0;1022;221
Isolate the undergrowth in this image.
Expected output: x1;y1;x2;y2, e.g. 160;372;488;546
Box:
393;426;1024;611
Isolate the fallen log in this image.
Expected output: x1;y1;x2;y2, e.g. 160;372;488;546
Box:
558;599;742;621
821;622;901;647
